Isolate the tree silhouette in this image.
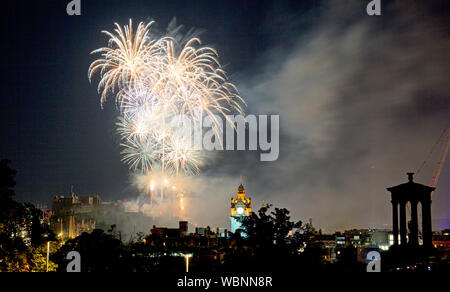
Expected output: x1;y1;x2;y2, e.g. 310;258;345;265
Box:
0;159;20;228
0;160;29;271
55;227;128;272
223;204;305;271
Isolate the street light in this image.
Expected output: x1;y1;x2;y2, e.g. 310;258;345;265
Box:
46;241;50;272
185;253;192;272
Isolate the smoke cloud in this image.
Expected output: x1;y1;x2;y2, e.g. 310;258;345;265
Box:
105;1;449;235
177;0;449;233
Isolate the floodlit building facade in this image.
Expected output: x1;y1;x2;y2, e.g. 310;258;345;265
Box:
230;183;251;234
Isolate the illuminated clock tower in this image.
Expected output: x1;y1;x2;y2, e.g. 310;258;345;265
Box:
230;183;252;234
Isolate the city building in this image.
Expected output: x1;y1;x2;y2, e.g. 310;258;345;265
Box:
432;230;450;250
230;183;251;234
51;191;103;239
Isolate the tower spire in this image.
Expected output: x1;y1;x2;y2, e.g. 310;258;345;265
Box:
230;179;252;235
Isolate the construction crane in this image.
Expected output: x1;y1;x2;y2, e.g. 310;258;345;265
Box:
429;126;450;188
408;124;449;243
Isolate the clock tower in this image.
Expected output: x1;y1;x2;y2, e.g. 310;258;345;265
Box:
230;182;252;234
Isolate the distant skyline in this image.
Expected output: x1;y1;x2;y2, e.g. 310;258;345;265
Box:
1;0;448;233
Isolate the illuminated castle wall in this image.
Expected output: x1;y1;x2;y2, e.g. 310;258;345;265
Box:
51;193;101;239
230;183;251;234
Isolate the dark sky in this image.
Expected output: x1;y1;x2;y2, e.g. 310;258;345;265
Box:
1;0;449;232
1;0;290;201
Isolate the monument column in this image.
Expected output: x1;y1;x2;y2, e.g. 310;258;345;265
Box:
422;199;432;248
410;200;419;246
399;200;407;246
387;172;435;250
391;200;399;246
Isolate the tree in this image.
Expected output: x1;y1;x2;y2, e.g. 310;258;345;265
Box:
55;228;128;272
0;159;16;200
0;159;30;271
240;204;302;255
226;204;304;271
30;244;58;272
0;160;57;271
334;245;364;272
272;207;302;249
0;159;20;229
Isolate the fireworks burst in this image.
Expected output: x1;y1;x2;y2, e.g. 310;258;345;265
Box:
89;19;244;201
88;19;167;105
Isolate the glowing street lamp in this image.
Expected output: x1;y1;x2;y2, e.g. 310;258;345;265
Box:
46;241;50;272
185;253;192;272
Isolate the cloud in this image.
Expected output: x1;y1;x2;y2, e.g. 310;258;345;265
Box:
110;1;449;234
188;0;449;232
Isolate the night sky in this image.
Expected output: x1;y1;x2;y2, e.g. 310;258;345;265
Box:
1;0;449;232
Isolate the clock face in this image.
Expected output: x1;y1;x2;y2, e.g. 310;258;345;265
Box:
237;207;244;214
